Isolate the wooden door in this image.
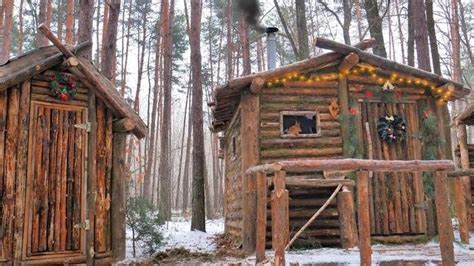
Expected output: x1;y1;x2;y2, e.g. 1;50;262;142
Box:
358;101;427;236
24;101;87;260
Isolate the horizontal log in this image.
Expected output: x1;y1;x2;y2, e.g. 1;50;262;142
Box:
260;95;337;103
113;118;136;133
284;177;354;187
262;87;338;96
447;169;474;177
289;198;337;207
247;159;455;174
260;137;342;149
261;147;343;159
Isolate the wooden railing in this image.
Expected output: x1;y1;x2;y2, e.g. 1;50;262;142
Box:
245;159;456;266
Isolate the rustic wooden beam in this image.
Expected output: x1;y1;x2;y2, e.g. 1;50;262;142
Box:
271;171;289;266
62;56;80;67
338;75;350;157
111;133;127;260
337;186;358;249
255;171;267;263
314;37;468;96
454;124;471;243
448;168;474;177
338;53;360;73
113;118;136;133
246;163;282;175
14;81;31;262
357;171;371;266
240;93;259;254
38;24;75;57
249;76;265;94
433;171;455;265
283;177;354;187
455;103;474;125
86;92;97;265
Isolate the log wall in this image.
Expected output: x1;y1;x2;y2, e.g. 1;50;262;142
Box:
455;144;474;229
259;79;344;248
224;109;243;245
0;69;119;263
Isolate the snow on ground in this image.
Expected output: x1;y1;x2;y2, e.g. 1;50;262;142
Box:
156;217;224;253
123;217;474;265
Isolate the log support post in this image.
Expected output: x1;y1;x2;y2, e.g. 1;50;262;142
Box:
455;124;471;243
255;171;267;263
433;170;455;265
337;186;358;249
271;171;288;266
357;171;371;266
86;92;97;265
111;133;127;260
240;92;259;254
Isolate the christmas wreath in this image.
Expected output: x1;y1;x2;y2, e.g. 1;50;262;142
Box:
49;73;77;101
377;115;407;143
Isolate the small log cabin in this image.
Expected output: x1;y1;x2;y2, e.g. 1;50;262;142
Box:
454;105;474;235
0;42;146;264
211;38;470;251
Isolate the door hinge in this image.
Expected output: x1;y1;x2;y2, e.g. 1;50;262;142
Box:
74;219;90;230
74;122;91;132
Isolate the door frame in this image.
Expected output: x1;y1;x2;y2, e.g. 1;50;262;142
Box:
22;100;88;261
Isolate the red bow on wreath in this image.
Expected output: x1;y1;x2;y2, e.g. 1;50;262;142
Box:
49;73;77;101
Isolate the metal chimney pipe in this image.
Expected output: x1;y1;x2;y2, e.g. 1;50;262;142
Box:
266;27;279;70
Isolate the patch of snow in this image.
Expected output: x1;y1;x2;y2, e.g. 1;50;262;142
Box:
124;217;224;260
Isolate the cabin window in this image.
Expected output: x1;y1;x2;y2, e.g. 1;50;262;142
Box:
280;111;321;138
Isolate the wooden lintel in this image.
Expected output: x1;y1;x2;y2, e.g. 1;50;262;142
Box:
283;177;354;187
338;53;360;73
249;77;265;94
113;118;136;133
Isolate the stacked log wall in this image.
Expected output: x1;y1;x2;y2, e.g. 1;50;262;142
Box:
455;144;474;229
224;109;243;244
258;79;344;248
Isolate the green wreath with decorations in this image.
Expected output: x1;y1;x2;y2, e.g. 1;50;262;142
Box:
377;115;407;143
49;73;77;101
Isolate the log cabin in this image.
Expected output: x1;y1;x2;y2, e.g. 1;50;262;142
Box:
210;36;471;253
454;105;474;237
0;39;146;263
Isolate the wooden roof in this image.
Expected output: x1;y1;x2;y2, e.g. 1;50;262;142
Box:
0;43;147;139
211;38;471;132
455;103;474;126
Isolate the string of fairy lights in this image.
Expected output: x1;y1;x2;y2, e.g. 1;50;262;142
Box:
264;64;455;104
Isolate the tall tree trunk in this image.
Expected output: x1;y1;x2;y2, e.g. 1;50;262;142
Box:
101;0;110;61
413;0;431;71
239;17;251;75
120;1;132;97
190;0;206;231
1;0;13;63
145;19;162;205
175;81;191;209
274;0;298;58
158;0;174;222
100;0;121;81
407;0;415;66
226;0;233;80
77;0;95;60
459;2;474;66
65;0;75;44
57;0;63;41
18;0;25;55
364;0;387;58
36;0;51;47
425;0;441;75
394;0;406;64
295;0;309;59
95;0;101;65
354;0;363;41
182;94;192;212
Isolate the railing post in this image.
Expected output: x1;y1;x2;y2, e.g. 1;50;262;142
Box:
455;124;471;243
433;170;455;265
272;171;288;266
337;185;358;249
357;171;371;266
256;171;267;263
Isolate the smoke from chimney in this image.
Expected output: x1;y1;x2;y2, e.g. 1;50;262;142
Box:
235;0;265;32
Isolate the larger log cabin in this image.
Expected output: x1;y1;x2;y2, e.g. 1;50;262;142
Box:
211;37;471;252
0;42;146;264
